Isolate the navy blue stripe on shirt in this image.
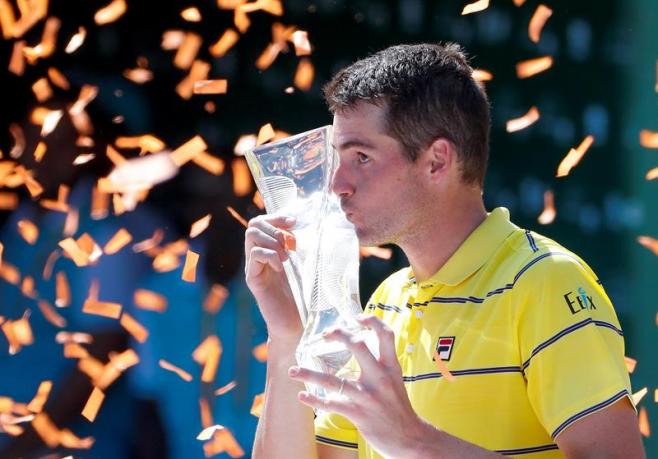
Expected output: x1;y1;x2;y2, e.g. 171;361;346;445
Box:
496;443;560;456
402;366;522;382
522;319;623;372
525;230;539;253
366;303;404;314
315;435;358;449
551;389;629;439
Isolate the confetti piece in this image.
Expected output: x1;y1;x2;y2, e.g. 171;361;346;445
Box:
32;141;46;163
640;129;658;149
17;219;39;245
193;335;222;383
293;58;314;91
0;261;21;285
58;429;94;449
78;356;105;382
200;397;213;428
204;284;229;314
506;106;540;133
214;381;237;396
633;387;648;406
22;17;60;64
284;86;294;94
232;158;252;196
177;59;211;99
639;407;650;437
55;331;93;344
250;393;264;417
32;413;60;448
655;389;658;402
65;26;86;53
516;56;553;79
153;251;181;272
82;282;122;319
624;357;637;373
8;40;25;76
73;153;95;165
161;30;185;50
32;77;52;102
461;0;489;15
181;6;202;22
63;208;79;236
637;236;658;256
227;206;247;227
359;246;393;260
9;123;25;158
115;135;165;155
537;190;556;225
134;289;168;312
81;387;105;422
0;192;18;210
189;214;212;238
123;68;153;84
132;229;164;253
252;342;268;362
171;135;207;167
174;32;203;70
252;190;264;209
193;151;225;175
38;300;66;328
646;167;658;181
40;110;63;137
234;7;250;33
528;5;553;44
234;134;257;155
556;135;594;177
2;311;34;354
159;359;193;382
94;0;126;25
513;0;526;5
70;85;99;117
433;350;456;382
103;228;132;254
193;79;228;95
21;275;36;298
256;123;275;146
77;233;103;263
255;43;281;70
63;342;89;359
0;0;16;39
209;29;239;57
203;427;245;458
281;229;296;251
291;30;311;56
119;312;148;343
198;424;225;441
27;381;52;413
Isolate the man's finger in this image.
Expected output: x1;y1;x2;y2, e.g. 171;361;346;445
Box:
288;366;363;401
247;247;285;277
357;315;398;368
322;328;381;376
297;391;356;419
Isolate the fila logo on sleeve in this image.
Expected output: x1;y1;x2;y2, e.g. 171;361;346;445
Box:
434;336;455;361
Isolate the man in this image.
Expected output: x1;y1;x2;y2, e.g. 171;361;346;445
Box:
245;43;645;458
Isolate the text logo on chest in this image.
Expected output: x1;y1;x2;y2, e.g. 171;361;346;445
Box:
563;287;597;315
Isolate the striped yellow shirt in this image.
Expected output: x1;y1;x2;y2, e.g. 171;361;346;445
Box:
315;207;632;458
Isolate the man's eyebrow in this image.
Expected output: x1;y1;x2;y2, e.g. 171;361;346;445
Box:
332;139;377;150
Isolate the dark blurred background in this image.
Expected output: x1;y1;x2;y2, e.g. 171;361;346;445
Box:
0;0;657;457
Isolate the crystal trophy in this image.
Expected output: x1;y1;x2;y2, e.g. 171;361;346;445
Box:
245;125;377;401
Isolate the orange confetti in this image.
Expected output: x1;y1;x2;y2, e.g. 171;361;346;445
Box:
639;407;651;437
22;17;60;64
27;381;52;413
646;167;658;181
291;30;311;56
203;427;245;458
174;32;203;70
94;0;127;25
2;311;34;354
161;30;185;50
239;0;283;15
359;246;393;260
255;43;281;70
556;135;594;177
63;208;79;236
132;228;163;253
528;5;553;44
232;158;252;196
193;151;225;175
65;26;86;54
181;6;202;22
32;77;53;102
81;387;105;422
123;68;153;84
537;190;556;225
134;289;168;312
159;359;193;382
32;141;46;164
115;135;165;154
0;261;20;285
38;300;67;328
209;29;239;57
204;284;229;314
193;79;228;95
17;219;39;245
280;229;296;251
58;429;94;449
250;393;264;417
21;275;36;298
103;228;132;254
640;129;658;149
63;342;89;359
9;123;25;158
177;59;211;100
516;56;553;79
171;135;208;167
70;84;99;118
8;40;25;76
77;233;103;264
433;350;456;382
214;381;237;396
227;206;247;227
119;312;149;343
293;58;314;91
252;342;268;362
0;192;19;210
193;335;222;383
252;190;264;209
31;413;60;448
637;236;658;256
461;0;489;15
506;106;540;133
234;7;250;33
200;397;213;428
190;214;212;238
256;123;275;146
82;282;122;319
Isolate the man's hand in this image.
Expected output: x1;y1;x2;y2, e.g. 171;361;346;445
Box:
244;214;301;343
288;315;428;458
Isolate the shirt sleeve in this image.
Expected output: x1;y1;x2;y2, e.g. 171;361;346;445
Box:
514;253;634;440
314;411;359;451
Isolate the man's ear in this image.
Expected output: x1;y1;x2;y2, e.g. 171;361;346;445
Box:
422;138;455;181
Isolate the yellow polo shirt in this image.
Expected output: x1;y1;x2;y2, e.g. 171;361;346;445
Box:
315;208;632;458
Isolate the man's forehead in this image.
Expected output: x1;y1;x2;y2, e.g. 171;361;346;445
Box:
332;102;388;144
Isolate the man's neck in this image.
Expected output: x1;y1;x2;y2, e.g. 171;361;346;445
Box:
400;199;487;283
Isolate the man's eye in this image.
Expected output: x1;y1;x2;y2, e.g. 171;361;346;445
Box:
357;152;370;164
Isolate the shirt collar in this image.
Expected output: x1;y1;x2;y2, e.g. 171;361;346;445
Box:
407;207;517;288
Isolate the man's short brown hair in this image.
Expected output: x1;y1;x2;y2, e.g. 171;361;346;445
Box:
323;43;491;187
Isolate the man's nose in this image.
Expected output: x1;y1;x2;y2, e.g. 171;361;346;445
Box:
331;160;353;197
